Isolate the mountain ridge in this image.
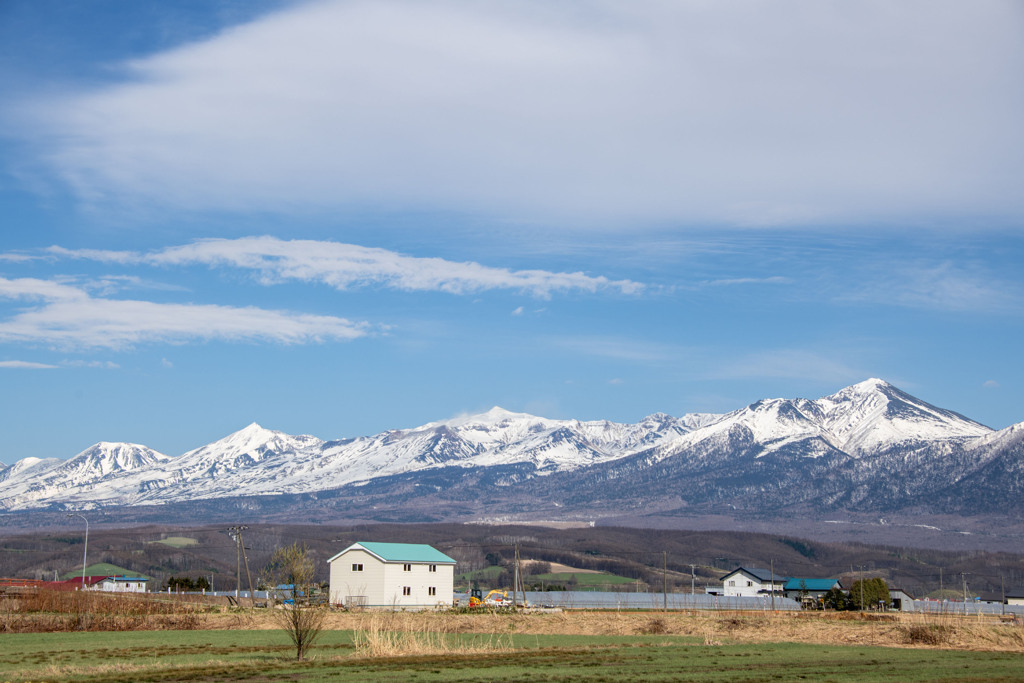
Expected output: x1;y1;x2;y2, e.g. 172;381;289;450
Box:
0;379;1018;518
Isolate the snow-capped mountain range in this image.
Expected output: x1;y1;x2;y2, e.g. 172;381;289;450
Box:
1;379;1020;517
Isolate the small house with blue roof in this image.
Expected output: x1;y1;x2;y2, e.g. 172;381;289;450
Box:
327;541;456;609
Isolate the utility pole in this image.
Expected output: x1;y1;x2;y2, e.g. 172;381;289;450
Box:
512;544;521;613
227;525;254;606
240;527;255;607
228;527;241;601
859;566;865;611
66;513;89;590
770;560;775;612
690;564;696;596
663;552;668;612
1002;576;1006;616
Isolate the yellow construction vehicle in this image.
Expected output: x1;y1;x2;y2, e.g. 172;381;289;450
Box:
468;589;510;607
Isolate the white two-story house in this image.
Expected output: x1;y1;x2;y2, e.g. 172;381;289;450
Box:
720;567;787;597
327;541;455;609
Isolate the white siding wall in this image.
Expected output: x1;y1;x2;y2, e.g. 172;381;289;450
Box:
723;571;765;597
381;562;454;608
99;579;146;593
329;549;454;608
329;549;384;606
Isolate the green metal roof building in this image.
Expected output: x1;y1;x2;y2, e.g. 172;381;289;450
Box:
327;542;455;609
783;577;843;601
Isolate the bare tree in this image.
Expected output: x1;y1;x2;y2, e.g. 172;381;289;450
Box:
265;543;325;661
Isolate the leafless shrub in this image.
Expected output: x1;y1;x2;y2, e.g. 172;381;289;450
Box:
265;543;325;661
702;628;722;646
718;617;745;630
637;617;668;635
903;623;953;645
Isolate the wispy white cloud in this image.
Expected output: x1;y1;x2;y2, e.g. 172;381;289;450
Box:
0;360;58;369
712;349;864;384
551;336;684;363
701;276;792;287
0;277;88;302
48;237;643;298
983;380;1000;389
9;1;1022;227
61;360;120;369
0;276;369;350
843;262;1023;315
0;253;37;263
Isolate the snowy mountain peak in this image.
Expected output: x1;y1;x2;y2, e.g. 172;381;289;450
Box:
181;423;322;465
69;442;171;476
1;456;60;480
815;379;990;454
850;377;893;392
431;406;533;428
0;379;1014;513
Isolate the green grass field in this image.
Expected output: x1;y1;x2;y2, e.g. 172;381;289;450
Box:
148;536;199;549
58;563;147;580
457;565;637;590
456;565;504;585
532;571;637;586
1;629;1022;682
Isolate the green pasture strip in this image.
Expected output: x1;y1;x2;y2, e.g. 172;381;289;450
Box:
0;629;353;682
456;566;504;582
148;536;198;548
1;631;1022;682
533;571;636;585
58;563;145;580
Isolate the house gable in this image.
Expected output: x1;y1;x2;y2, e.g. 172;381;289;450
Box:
720;567;787;597
327;541;455;609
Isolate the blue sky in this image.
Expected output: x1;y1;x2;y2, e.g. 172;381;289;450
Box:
1;0;1022;461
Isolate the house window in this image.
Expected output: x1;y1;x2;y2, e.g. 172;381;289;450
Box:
402;586;411;596
746;581;753;587
351;563;363;572
728;581;735;586
428;587;436;596
429;564;437;573
403;563;412;572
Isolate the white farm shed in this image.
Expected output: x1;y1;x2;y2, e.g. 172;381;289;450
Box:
99;576;147;593
327;541;456;609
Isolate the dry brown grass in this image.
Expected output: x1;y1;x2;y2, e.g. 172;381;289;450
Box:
291;610;1023;653
0;588;212;633
351;613;511;657
5;588;1023;654
3;657;265;683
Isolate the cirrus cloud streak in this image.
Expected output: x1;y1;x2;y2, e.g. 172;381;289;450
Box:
48;236;644;298
0;276;370;350
11;0;1022;227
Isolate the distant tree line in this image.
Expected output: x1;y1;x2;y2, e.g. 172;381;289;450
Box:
816;578;890;611
164;575;211;592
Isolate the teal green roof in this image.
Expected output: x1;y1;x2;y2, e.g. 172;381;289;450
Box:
783;578;840;591
331;542;455;564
